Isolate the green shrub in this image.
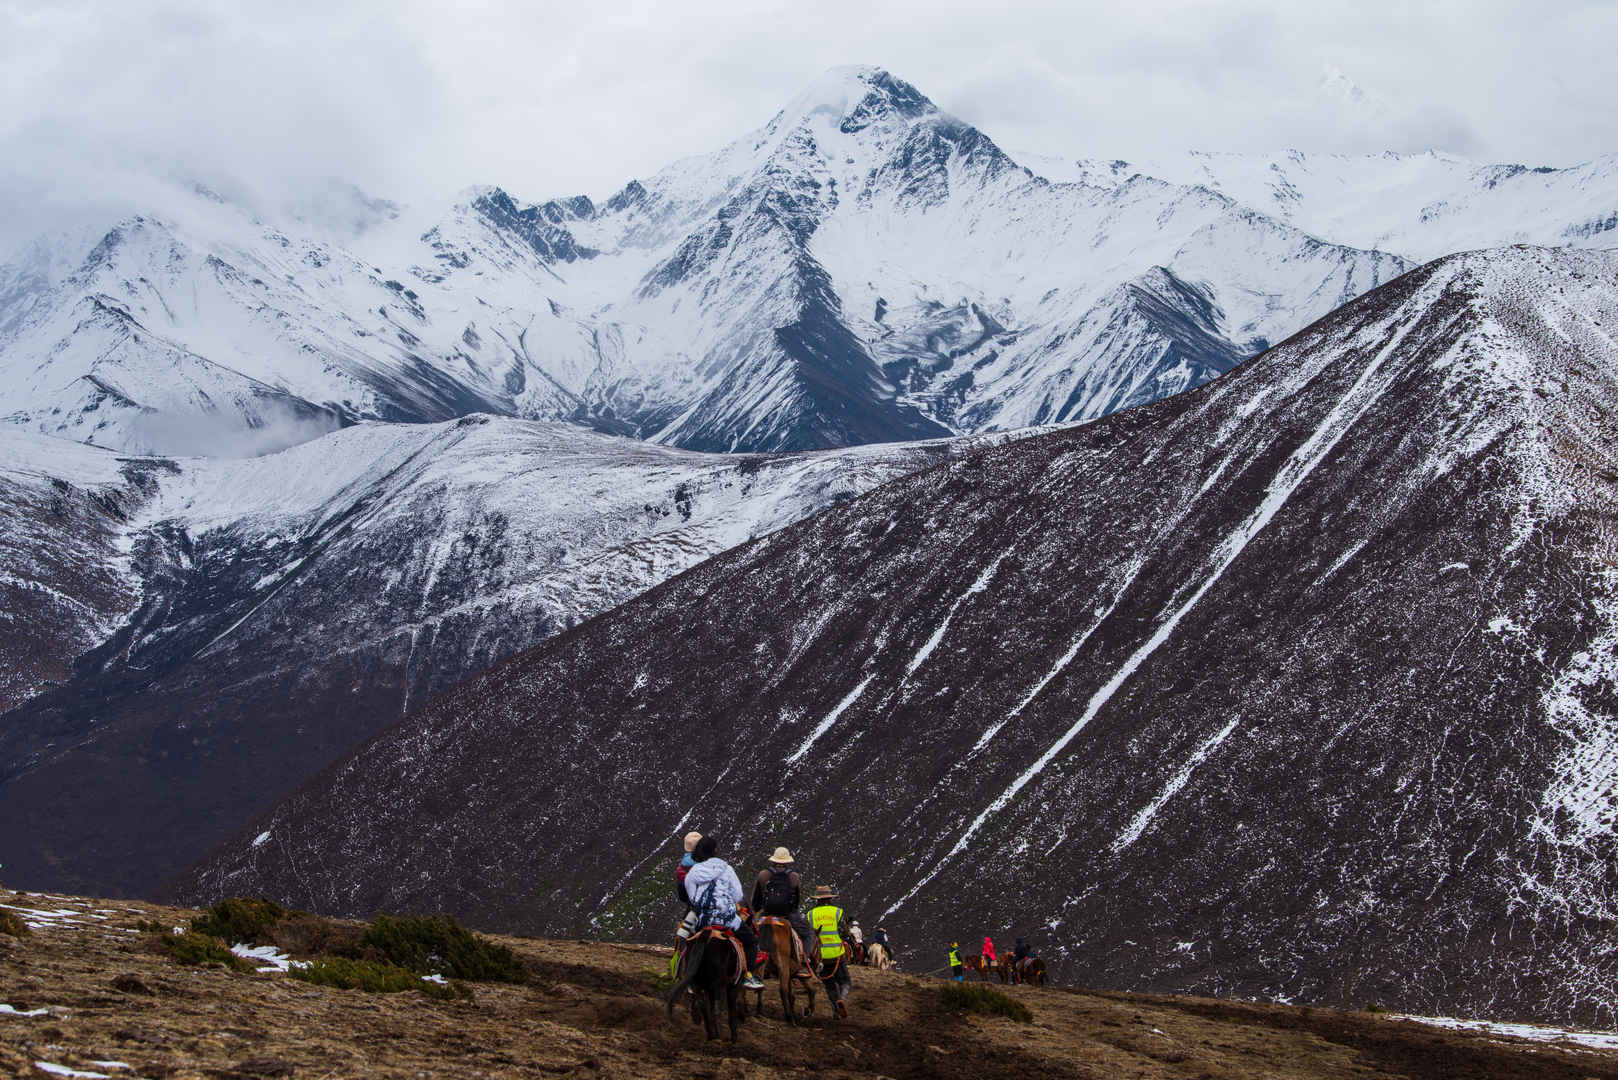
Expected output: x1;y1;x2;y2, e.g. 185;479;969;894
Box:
191;897;286;945
158;930;252;971
132;919;168;934
1363;1002;1390;1014
358;915;527;984
939;982;1033;1023
0;911;30;937
290;957;471;1000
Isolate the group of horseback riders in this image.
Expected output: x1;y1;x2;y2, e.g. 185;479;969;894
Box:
949;935;1045;984
672;831;892;1018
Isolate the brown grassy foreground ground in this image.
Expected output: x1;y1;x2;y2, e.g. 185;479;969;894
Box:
4;888;1618;1079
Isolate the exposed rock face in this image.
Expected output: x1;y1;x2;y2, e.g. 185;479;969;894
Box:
0;417;999;898
183;248;1618;1025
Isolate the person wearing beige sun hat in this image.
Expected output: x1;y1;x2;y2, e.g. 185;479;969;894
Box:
808;883;853;1015
751;845;812;950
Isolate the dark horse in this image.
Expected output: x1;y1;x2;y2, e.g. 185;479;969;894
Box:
964;954;994;981
1007;955;1047;985
666;927;745;1042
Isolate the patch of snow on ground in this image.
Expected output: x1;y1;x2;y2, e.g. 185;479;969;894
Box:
1400;1015;1618;1051
35;1064;110;1078
1530;579;1618;855
229;942;302;972
1;1005;49;1017
251;830;271;848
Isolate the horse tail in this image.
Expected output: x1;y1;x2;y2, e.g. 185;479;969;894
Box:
666;935;708;1016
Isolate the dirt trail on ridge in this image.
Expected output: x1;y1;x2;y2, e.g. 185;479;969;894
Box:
3;889;1617;1079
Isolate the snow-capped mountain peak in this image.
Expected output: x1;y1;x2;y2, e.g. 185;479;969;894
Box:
2;65;1612;459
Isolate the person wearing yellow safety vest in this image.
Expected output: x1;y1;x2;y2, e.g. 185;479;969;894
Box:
948;941;964;981
808;884;852;1017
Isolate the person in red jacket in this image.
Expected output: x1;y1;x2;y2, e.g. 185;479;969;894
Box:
982;935;997;968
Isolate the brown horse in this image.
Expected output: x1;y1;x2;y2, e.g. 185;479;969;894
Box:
1004;955;1047;985
866;942;892;970
756;915;818;1023
963;954;994;981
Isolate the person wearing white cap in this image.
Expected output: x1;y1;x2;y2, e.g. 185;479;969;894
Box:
673;830;703;944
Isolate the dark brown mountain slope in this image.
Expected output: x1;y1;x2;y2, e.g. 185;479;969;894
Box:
181;248;1618;1025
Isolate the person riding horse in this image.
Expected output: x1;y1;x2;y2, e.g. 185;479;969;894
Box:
683;835;765;990
750;846;813;953
808;885;852;1017
673;830;703;946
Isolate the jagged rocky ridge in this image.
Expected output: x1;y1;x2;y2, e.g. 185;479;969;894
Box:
0;417;1000;897
0;67;1418;456
184;248;1618;1025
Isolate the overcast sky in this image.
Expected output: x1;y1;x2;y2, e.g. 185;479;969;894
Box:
2;0;1614;243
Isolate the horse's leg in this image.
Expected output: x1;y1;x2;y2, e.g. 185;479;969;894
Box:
726;982;740;1043
702;988;720;1041
667;939;702;1019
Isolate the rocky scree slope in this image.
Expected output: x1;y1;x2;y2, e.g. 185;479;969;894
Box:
0;417;997;898
186;247;1618;1026
0;67;1408;456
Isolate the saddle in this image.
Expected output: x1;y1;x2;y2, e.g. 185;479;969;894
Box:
756;916;816;976
681;925;749;985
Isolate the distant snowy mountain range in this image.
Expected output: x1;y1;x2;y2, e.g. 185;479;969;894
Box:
12;65;1611;458
0;418;1004;895
1023;147;1618;262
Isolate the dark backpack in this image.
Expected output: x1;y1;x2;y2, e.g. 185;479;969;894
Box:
761;868;796;915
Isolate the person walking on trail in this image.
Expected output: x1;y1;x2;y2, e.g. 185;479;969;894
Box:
808;885;853;1017
683;835;765;990
750;846;812;955
948;941;964;981
673;831;702;945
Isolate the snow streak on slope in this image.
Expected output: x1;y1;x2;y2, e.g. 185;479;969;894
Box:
786;675;877;764
890;294;1423;914
905;553;1006;677
1112;716;1242;852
